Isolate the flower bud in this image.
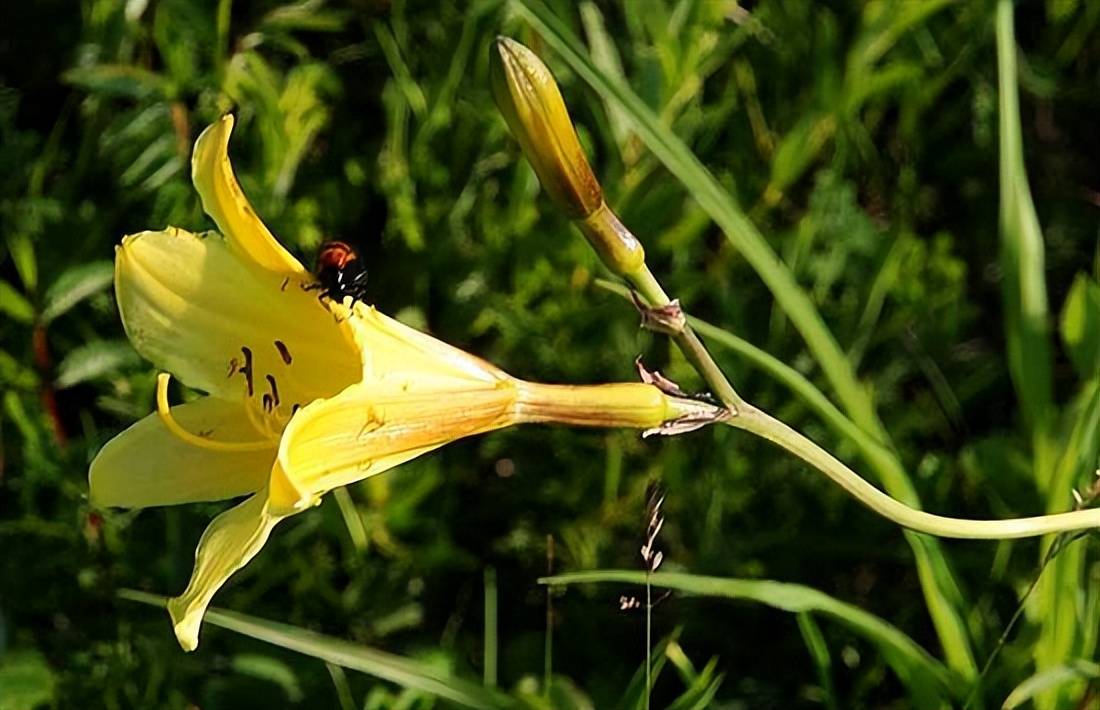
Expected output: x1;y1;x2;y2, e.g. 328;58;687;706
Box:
491;37;647;276
490;36;603;220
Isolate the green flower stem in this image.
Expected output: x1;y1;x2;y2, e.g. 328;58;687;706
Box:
597;277;1100;539
728;403;1100;539
625;264;746;412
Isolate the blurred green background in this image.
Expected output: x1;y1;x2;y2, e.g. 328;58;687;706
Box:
2;0;1100;707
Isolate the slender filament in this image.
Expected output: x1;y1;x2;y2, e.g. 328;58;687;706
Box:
156;373;276;451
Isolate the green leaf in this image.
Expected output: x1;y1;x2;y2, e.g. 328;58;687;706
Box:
541;571;958;709
62;64;172;100
0;650;57;710
6;234;37;291
3;391;40;445
0;280;34;324
260;2;351;33
1060;273;1100;378
39;261;113;324
0;349;38;389
231;654;305;702
996;0;1054;429
768;113;834;197
797;612;839;710
615;629;678;710
664;656;723;710
1001;661;1100;709
513;675;595;710
55;340;139;389
118;590;513;710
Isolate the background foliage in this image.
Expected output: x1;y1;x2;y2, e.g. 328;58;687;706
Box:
1;0;1099;707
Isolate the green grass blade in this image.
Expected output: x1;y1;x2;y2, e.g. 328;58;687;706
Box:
995;0;1054;432
541;571;958;708
995;2;1073;705
614;629;679;710
39;260;114;325
484;567;498;688
1001;661;1100;710
0;279;34;324
119;590;515;710
797;612;839;710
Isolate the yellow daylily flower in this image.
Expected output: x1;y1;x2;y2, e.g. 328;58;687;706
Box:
89;115;722;652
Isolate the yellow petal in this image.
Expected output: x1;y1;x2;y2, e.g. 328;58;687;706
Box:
89;397;274;508
116;227;360;405
275;376;518;507
191;115;306;276
261;306;520;507
348;304;509;386
167;489;287;651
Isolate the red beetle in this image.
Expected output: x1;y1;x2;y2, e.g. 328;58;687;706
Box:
311;241;369;306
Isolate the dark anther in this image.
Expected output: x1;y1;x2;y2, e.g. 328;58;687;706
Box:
226;357;240;378
280;277;290;292
240;346;254;396
265;374;280;407
291;403;301;416
262;393;274;413
274;340;292;364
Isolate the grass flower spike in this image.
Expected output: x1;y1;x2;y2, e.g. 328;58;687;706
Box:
89;115;723;651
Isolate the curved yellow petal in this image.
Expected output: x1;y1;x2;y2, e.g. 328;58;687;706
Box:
89;397;274;508
347;304;509;385
191;115;306;276
274;376;518;508
167;489;288;651
116;227;360;405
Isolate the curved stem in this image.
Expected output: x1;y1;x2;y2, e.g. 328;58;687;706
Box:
627;265;746;412
730;403;1095;539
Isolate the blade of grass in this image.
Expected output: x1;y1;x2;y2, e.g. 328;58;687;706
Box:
797;612;839;710
996;0;1054;435
516;0;977;679
1001;661;1100;710
326;662;358;710
995;2;1074;706
615;629;679;710
331;487;368;554
484;567;498;688
118;590;514;710
542;570;958;709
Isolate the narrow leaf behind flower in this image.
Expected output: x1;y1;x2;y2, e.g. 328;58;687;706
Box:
540;571;958;709
995;0;1053;433
119;590;513;710
39;261;114;324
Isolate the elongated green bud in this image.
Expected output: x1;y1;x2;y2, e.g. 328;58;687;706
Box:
490;36;603;218
490;36;646;276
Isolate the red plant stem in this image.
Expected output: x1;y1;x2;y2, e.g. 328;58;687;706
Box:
33;325;66;446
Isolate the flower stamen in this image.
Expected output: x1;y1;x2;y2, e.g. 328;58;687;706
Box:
156;373;274;451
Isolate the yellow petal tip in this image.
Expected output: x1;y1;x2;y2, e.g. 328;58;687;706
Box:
167;596;201;652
